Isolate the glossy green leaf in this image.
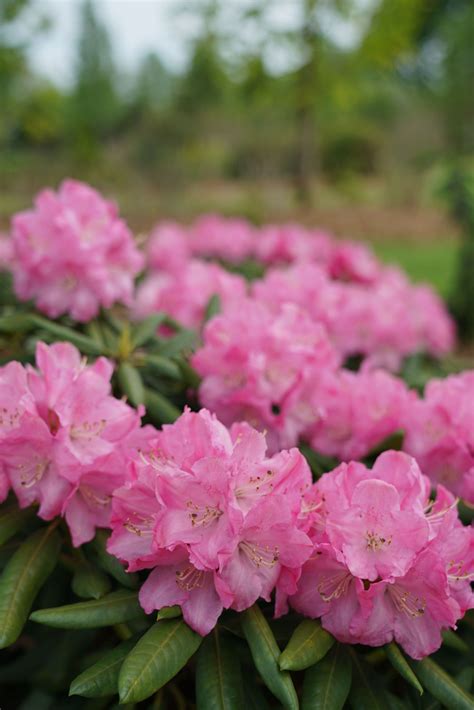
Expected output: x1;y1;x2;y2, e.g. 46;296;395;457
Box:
0;505;34;547
30;315;103;355
71;559;111;600
349;650;389;710
144;388;181;424
302;643;352;710
69;636;137;698
132;313;166;348
88;530;139;589
241;605;298;710
117;362;145;406
385;643;423;695
156;605;182;620
196;628;245;710
118;619;202;703
409;657;474;710
0;525;61;648
143;353;182;380
280;619;335;671
30;589;146;629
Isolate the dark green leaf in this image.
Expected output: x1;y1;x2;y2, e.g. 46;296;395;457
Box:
142;353;182;380
144;388;181;424
0;313;33;333
385;643;423;695
117;362;145;406
196;628;245;710
409;657;474;710
87;530;139;589
132;313;167;348
30;589;146;628
72;559;112;600
156;328;198;358
0;505;34;547
441;629;469;653
69;636;137;698
118;619;202;703
349;650;389;710
280;619;334;671
241;604;298;710
29;315;103;355
302;643;352;710
0;524;61;648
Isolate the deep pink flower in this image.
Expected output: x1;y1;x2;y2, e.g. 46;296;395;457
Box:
11;179;143;321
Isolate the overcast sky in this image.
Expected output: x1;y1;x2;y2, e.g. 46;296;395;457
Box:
28;0;370;86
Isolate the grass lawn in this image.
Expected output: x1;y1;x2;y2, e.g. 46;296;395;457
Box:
372;240;458;298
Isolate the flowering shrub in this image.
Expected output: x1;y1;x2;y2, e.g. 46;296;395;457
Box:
0;182;473;709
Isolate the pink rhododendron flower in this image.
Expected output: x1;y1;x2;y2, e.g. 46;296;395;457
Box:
328;241;381;284
403;371;474;503
254;224;333;265
134;259;247;330
304;369;414;461
10;179;144;321
108;408;312;635
192;300;340;452
0;341;142;543
146;221;192;273
190;214;255;263
281;451;474;659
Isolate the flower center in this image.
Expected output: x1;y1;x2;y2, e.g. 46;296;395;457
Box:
317;570;352;601
80;485;111;508
389;585;426;617
186;501;222;527
365;530;392;551
175;566;204;591
240;541;279;568
18;458;49;488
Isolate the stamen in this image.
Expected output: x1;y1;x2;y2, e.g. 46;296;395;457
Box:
186;500;222;527
317;570;351;601
175;566;204;591
123;513;153;536
365;530;392;551
389;585;426;617
80;485;111;508
240;540;279;568
235;470;275;498
18;458;49;488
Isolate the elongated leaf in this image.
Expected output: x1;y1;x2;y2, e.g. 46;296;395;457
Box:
143;353;182;380
196;628;245;710
117;362;145;406
241;605;298;710
385;643;423;695
409;657;474;710
30;315;102;355
30;589;145;628
280;619;334;671
156;605;182;620
144;388;181;424
0;313;33;333
156;329;198;358
204;293;221;322
302;643;352;710
132;313;166;348
88;530;139;589
69;636;137;698
0;505;34;547
349;650;389;710
72;559;111;600
0;525;61;648
118;619;202;703
442;629;469;653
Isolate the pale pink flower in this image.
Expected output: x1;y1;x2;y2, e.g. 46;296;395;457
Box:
146;221;191;273
190;214;255;263
134;259;247;330
255;224;333;265
11;179;143;321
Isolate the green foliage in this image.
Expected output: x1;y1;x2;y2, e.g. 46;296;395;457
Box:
279;619;335;672
301;644;352;710
195;628;245;709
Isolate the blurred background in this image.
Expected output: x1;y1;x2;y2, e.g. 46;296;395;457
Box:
0;0;473;328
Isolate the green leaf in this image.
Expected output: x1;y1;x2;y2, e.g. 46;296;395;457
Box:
204;293;221;322
409;657;474;710
0;524;61;648
441;629;469;653
302;643;352;710
118;619;202;703
0;313;33;333
196;628;245;710
29;315;103;355
132;313;167;348
280;619;335;671
349;650;389;710
144;388;181;424
117;362;145;406
0;505;34;547
241;604;299;710
87;530;139;589
71;559;112;600
30;589;146;629
156;328;198;358
69;636;137;698
142;353;182;380
385;643;423;695
156;605;182;620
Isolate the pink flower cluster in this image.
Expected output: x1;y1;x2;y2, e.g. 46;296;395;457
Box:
280;451;474;659
0;341;143;545
192;299;341;452
108;408;313;635
10;180;144;321
403;371;474;505
134;259;247;330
